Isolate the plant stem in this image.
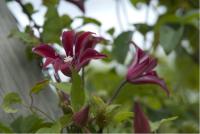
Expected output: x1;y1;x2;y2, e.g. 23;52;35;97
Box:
107;79;127;104
81;67;85;87
23;103;55;122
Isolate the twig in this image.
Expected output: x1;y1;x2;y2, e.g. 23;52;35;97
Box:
107;79;127;104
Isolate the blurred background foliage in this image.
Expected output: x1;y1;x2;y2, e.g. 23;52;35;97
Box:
4;0;200;133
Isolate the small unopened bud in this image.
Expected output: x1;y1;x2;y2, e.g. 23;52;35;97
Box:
73;105;90;127
134;101;150;133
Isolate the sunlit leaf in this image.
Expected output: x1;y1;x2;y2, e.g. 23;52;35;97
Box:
1;92;22;113
36;122;61;133
52;82;71;93
31;80;49;94
114;111;133;123
150;116;178;132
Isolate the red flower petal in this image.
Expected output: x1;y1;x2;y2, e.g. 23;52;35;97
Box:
32;44;58;58
130;74;169;96
73;105;90;127
43;58;54;68
127;57;150;80
62;30;75;56
77;48;107;70
134;101;150;133
65;0;85;13
75;31;93;57
60;63;72;76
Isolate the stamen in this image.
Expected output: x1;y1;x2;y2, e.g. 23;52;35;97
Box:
64;56;73;63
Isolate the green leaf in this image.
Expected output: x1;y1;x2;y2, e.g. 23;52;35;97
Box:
160;25;184;54
106;27;115;36
10;114;44;133
31;80;49;94
92;96;106;108
52;82;71;93
59;114;72;128
24;3;35;15
42;0;58;7
112;31;133;63
42;6;71;43
106;104;120;114
77;16;101;26
71;70;85;111
134;23;153;35
1;92;22;113
0;122;12;133
114;111;133;123
36;122;61;133
150;116;178;132
8;29;39;45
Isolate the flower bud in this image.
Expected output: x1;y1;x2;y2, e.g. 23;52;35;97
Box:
134;101;150;133
73;105;90;127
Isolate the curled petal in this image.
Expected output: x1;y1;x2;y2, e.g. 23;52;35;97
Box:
62;30;75;56
43;58;55;68
32;44;58;58
144;58;157;72
127;57;150;80
75;31;93;57
53;58;63;74
134;101;150;133
130;75;170;96
66;0;85;13
77;48;107;70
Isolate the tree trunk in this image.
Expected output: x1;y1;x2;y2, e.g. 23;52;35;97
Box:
0;0;61;122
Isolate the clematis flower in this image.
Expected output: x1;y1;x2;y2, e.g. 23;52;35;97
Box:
133;101;150;133
66;0;85;13
73;105;90;127
126;42;169;96
32;30;106;76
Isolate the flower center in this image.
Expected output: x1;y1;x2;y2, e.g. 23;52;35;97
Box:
64;56;73;63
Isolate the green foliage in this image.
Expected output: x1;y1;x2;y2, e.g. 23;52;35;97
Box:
77;16;102;26
113;111;133;123
0;122;13;133
8;29;39;45
23;3;35;15
36;122;61;133
112;31;133;64
1;92;22;113
160;25;184;54
52;82;71;93
42;6;72;43
71;70;85;111
150;116;178;132
31;80;49;94
10;114;45;133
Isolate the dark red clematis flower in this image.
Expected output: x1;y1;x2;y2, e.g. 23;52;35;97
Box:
73;105;90;127
32;30;106;76
126;42;169;96
133;101;151;133
66;0;85;13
